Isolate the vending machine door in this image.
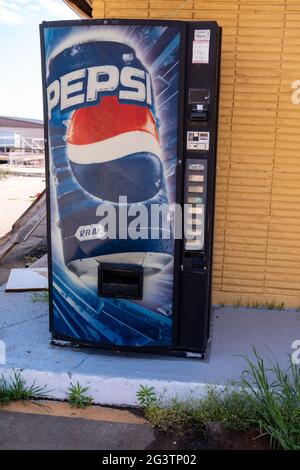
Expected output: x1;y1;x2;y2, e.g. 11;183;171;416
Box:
40;19;185;351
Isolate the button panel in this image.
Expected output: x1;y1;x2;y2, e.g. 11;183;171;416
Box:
184;159;207;251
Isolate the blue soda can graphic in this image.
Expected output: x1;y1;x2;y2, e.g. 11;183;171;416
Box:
47;40;173;288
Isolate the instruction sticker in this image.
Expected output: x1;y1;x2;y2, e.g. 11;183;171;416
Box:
194;30;210;41
192;29;210;64
187;131;210;151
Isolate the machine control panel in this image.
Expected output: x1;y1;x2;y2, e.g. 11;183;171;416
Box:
184;159;207;251
178;21;221;353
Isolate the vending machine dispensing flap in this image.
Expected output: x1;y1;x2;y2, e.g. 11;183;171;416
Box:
98;263;143;300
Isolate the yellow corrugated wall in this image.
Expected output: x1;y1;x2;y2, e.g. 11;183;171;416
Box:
92;0;300;307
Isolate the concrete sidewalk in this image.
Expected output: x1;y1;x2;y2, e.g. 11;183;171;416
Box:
1;283;299;406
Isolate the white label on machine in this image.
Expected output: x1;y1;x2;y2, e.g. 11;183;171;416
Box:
75;223;106;241
187;131;210;151
194;30;210;42
188;163;205;171
192;30;210;64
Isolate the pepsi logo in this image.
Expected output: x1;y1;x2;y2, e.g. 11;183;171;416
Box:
47;65;152;120
67;95;163;203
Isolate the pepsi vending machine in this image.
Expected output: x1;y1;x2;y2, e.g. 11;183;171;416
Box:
40;19;221;357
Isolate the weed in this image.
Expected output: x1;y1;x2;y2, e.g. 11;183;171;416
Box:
266;301;276;310
31;291;49;303
193;387;257;432
67;382;93;408
249;301;261;309
0;370;49;405
136;385;157;408
137;385;256;435
261;301;285;311
24;254;38;266
233;298;242;308
232;299;285;310
145;398;194;435
239;349;300;450
137;350;300;450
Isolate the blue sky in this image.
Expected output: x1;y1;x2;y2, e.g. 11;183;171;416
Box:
0;0;78;120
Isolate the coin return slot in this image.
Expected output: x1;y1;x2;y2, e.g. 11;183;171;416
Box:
189;174;204;182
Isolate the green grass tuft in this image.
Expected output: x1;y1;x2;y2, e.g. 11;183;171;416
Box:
239;349;300;450
31;291;49;303
137;349;300;449
232;299;285;310
0;370;49;405
137;385;256;436
233;298;242;308
136;385;157;408
67;382;93;409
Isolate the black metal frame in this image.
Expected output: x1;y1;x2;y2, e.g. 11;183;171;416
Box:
40;18;221;358
177;21;222;353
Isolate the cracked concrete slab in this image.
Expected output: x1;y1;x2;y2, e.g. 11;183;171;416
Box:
0;288;299;406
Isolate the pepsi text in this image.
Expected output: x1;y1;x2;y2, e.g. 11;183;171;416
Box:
47;65;153;119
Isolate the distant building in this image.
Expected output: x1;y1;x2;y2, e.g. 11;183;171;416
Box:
0;116;44;166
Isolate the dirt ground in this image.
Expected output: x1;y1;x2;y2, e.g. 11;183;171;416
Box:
0;174;45;238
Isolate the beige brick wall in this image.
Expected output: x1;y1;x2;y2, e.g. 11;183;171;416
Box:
91;0;300;307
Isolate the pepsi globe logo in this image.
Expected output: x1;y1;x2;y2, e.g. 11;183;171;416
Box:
67;94;163;203
47;41;164;204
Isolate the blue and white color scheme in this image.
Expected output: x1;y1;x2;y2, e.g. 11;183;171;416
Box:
42;22;181;348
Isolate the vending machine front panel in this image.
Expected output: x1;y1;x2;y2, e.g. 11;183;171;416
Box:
41;20;185;350
40;19;221;356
